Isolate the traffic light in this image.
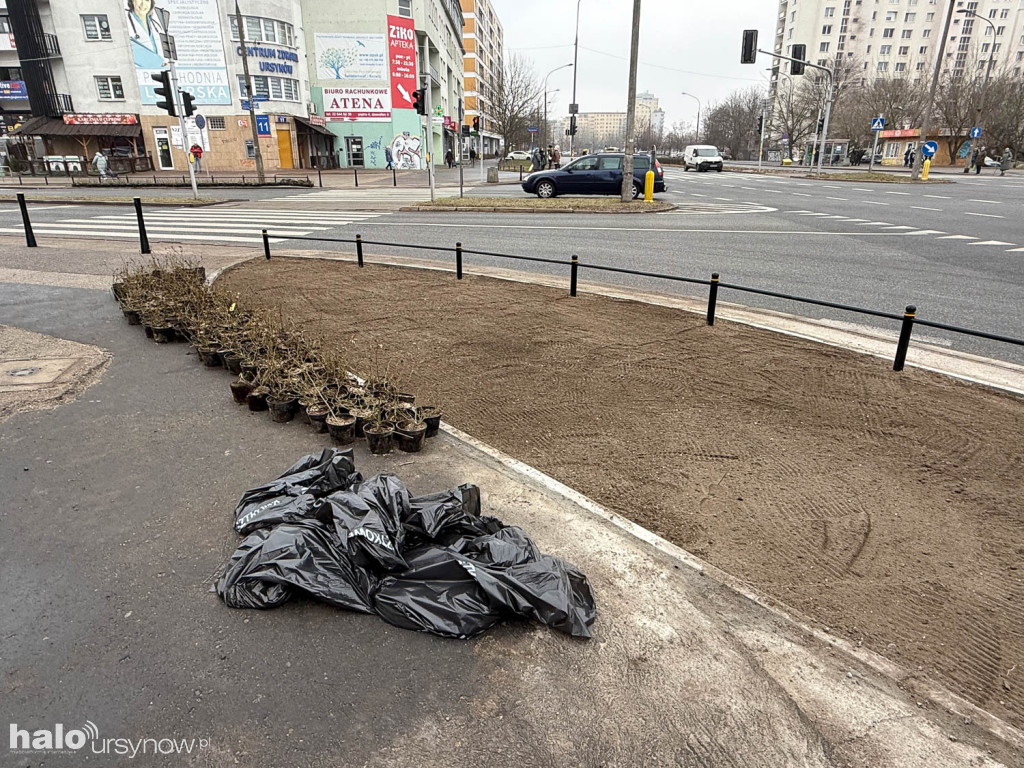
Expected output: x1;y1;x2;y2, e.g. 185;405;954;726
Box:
791;44;806;76
412;90;425;115
569;116;578;136
755;116;762;135
151;70;176;117
741;30;758;64
472;116;480;133
817;116;825;132
180;90;196;117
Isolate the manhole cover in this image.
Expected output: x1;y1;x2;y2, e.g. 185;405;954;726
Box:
0;358;77;391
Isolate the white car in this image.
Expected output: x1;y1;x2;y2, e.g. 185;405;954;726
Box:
506;150;531;161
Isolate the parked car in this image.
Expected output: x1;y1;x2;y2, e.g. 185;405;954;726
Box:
682;145;724;172
521;153;666;199
506;150;531;161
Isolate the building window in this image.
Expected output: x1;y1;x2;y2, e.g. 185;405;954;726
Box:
898;45;909;55
901;29;912;38
866;44;872;53
885;11;897;21
880;45;892;54
208;116;226;130
905;12;915;22
237;74;299;102
825;6;835;16
81;14;111;40
820;42;830;52
996;26;1005;36
894;62;906;71
95;76;124;100
398;0;412;17
917;61;925;70
922;29;930;38
877;61;889;71
926;12;934;21
999;8;1009;19
981;42;990;53
822;24;832;34
1017;51;1024;63
919;45;927;54
883;28;895;38
229;15;295;47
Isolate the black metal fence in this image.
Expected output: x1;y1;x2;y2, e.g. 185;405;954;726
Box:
9;193;1024;374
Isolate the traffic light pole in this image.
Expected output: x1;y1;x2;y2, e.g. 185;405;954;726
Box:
757;108;765;171
421;36;435;202
167;60;199;200
479;120;485;182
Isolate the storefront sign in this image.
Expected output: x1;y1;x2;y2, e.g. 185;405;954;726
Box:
308;114;326;127
0;80;27;100
879;128;919;139
323;87;391;122
63;113;139;125
387;15;417;110
236;44;299;75
315;33;386;80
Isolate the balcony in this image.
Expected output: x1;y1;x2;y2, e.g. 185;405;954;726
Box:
41;92;73;117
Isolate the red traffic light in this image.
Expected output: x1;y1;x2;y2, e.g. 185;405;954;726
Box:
411;90;425;115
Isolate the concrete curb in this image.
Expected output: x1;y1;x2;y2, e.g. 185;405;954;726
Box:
398;202;677;214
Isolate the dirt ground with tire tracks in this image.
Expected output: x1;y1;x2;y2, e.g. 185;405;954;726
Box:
220;256;1024;732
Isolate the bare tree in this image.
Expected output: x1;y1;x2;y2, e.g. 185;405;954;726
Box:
489;53;542;152
702;86;765;160
984;73;1024;158
933;70;986;164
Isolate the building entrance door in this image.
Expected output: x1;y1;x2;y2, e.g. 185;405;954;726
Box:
345;136;364;167
277;128;293;169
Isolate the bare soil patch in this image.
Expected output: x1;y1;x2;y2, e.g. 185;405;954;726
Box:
220;257;1024;729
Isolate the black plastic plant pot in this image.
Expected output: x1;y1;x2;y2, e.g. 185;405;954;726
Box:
123;309;142;326
326;414;358;445
151;326;176;344
230;378;253;405
112;282;127;303
196;346;221;367
218;349;237;372
267;397;298;424
222;353;244;375
246;387;269;412
363;424;394;455
306;404;330;433
240;363;258;378
420;407;442;438
143;324;155;339
395;423;427;453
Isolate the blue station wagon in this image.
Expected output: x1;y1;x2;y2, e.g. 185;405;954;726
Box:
522;153;666;199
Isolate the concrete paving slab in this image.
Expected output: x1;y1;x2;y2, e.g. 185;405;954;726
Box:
0;283;1019;767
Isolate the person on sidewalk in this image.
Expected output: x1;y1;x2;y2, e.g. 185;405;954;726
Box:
189;144;203;172
1000;147;1013;176
384;146;394;170
968;147;980;174
444;149;454;168
92;151;110;180
469;147;477;165
903;147;911;167
908;148;915;168
531;146;543;172
551;144;561;169
976;146;986;174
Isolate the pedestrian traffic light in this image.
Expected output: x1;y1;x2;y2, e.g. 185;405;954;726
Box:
741;30;758;64
151;70;176;117
755;117;762;135
412;90;425;115
817;116;825;132
791;44;806;76
180;90;196;117
472;116;480;133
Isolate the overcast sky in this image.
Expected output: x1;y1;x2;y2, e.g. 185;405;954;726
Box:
490;0;777;133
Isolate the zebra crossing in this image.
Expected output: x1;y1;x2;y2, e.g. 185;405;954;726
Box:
0;207;386;245
264;186;471;207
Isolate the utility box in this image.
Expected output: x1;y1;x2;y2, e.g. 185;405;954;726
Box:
487;166;499;183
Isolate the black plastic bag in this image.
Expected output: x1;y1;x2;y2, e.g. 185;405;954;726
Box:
213;448;597;638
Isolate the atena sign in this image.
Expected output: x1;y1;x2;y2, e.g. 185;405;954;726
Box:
323;87;391;122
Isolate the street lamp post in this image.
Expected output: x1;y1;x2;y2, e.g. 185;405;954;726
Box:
544;88;560;147
680;92;700;143
543;63;573;151
957;8;997;172
569;0;582;158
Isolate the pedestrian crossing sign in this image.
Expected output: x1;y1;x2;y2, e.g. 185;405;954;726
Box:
870;117;885;131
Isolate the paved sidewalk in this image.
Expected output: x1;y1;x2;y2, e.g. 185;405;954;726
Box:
1;278;1019;766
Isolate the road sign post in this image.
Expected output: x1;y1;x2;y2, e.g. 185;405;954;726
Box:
869;115;884;172
964;126;983;173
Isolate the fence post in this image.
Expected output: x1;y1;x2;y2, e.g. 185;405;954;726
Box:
393;166;397;187
356;234;364;267
317;166;322;188
893;304;916;372
262;229;271;260
354;167;359;188
570;255;578;297
17;193;36;248
706;272;720;325
133;197;151;255
456;242;463;279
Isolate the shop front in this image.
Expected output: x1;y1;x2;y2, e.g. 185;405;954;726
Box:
8;113;151;174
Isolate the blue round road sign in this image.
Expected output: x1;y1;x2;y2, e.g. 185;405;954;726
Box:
194;114;206;130
921;141;938;158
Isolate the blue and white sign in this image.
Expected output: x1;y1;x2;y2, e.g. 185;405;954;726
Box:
870;116;886;131
526;126;538;133
240;100;263;112
921;141;938;158
970;126;983;139
255;114;271;137
193;114;206;130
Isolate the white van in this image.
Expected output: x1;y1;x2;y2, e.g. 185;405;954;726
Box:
682;145;724;172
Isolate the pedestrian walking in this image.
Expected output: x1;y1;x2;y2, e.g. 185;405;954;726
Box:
908;148;915;168
551;145;561;168
384;146;394;170
999;147;1013;176
189;143;203;172
968;147;980;174
469;147;477;164
92;150;110;180
903;147;911;167
531;146;543;172
444;149;454;169
976;146;986;174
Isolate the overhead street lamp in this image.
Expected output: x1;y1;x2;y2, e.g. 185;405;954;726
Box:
956;8;997;172
680;92;700;143
544;63;573;149
569;0;582;158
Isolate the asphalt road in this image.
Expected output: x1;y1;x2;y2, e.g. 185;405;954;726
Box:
1;167;1021;364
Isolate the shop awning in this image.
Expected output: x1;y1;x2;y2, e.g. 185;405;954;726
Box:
293;116;334;137
12;116;141;138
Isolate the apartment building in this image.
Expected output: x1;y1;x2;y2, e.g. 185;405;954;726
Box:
637;91;664;137
459;0;502;157
773;0;1024;85
562;98;655;150
0;0;463;172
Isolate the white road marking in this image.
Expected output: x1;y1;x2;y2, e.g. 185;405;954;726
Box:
910;206;942;211
884;191;910;195
826;196;848;200
0;228;284;244
862;200;890;205
968;199;1001;203
904;229;946;235
883;225;915;229
857;221;892;226
964;212;1004;218
924;194;951;199
937;234;978;240
969;240;1015;246
792;192;812;197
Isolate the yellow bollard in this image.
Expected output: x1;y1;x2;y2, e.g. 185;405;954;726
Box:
922;158;931;180
644;169;654;202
